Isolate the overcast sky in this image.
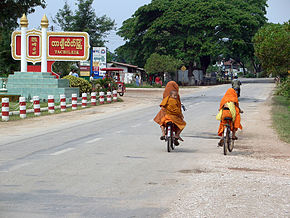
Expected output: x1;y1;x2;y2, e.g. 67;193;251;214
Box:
26;0;290;52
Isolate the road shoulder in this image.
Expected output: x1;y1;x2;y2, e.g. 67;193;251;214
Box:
162;92;290;217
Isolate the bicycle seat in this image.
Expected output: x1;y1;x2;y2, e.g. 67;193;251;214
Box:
166;122;173;125
224;117;232;121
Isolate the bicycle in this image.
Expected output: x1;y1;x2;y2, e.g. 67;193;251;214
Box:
222;117;234;155
165;122;177;152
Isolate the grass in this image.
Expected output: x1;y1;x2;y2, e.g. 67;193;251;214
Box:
272;95;290;143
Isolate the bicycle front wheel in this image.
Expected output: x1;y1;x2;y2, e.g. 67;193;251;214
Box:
228;133;234;152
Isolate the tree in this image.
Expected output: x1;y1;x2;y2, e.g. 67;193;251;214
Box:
144;53;181;78
0;0;46;29
53;0;115;76
117;0;267;82
253;21;290;78
0;0;46;76
53;0;115;47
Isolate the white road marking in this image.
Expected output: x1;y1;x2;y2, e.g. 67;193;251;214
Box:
85;138;103;144
131;124;141;128
114;131;124;134
0;162;32;173
50;148;75;155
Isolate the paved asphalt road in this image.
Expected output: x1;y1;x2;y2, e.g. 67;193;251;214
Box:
0;79;274;218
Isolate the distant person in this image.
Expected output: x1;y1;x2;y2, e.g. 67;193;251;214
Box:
155;76;162;86
217;88;243;146
232;76;241;97
136;75;140;87
155;89;186;145
69;69;74;76
72;70;79;78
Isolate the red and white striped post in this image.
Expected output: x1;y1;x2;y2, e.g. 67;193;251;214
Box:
1;98;9;121
19;96;26;119
107;91;112;103
48;95;55;114
33;96;41;116
82;93;87;108
60;94;66;112
99;92;104;104
91;92;96;106
113;90;117;102
72;93;77;110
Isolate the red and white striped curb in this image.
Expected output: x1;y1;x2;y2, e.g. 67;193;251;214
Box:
60;94;66;112
33;96;41;116
107;92;112;103
72;93;78;110
1;98;9;121
91;92;97;106
19;96;26;119
48;95;55;114
99;92;105;104
1;91;121;121
82;93;87;108
113;90;117;102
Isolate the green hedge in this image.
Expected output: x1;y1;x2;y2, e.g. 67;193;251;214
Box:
63;75;92;95
276;77;290;98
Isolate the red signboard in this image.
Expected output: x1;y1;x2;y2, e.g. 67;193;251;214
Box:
16;35;21;56
11;30;90;62
48;36;85;57
28;35;40;56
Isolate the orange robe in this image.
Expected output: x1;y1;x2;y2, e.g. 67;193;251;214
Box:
218;88;242;136
159;96;186;130
154;81;180;125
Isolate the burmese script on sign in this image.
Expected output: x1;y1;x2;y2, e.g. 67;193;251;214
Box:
48;36;85;57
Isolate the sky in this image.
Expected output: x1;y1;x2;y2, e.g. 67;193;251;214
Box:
25;0;290;52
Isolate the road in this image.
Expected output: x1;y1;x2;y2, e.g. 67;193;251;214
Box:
0;79;288;217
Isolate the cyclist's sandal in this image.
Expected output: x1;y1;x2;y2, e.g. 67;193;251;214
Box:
175;136;184;141
160;136;165;140
232;136;238;140
218;139;224;147
174;138;180;146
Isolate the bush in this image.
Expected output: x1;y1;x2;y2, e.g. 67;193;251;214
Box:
63;75;92;95
91;78;117;92
244;73;256;78
275;77;290;98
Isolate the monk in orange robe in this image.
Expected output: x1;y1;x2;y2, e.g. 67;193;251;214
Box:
155;89;186;144
154;81;180;126
218;88;243;145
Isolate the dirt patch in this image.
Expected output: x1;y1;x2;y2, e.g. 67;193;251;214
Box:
228;167;266;172
178;169;208;174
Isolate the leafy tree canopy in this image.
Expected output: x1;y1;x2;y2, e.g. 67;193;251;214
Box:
254;21;290;78
144;53;182;75
117;0;267;75
0;0;46;29
53;0;115;47
0;0;46;76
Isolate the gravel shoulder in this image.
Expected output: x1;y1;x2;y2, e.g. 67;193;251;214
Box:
162;92;290;218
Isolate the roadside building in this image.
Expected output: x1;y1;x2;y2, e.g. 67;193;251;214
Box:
108;61;145;84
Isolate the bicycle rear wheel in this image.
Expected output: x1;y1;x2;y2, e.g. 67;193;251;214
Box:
167;138;172;152
223;127;230;155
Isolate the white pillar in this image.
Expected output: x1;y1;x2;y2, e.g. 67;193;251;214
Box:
41;14;48;72
20;14;28;72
